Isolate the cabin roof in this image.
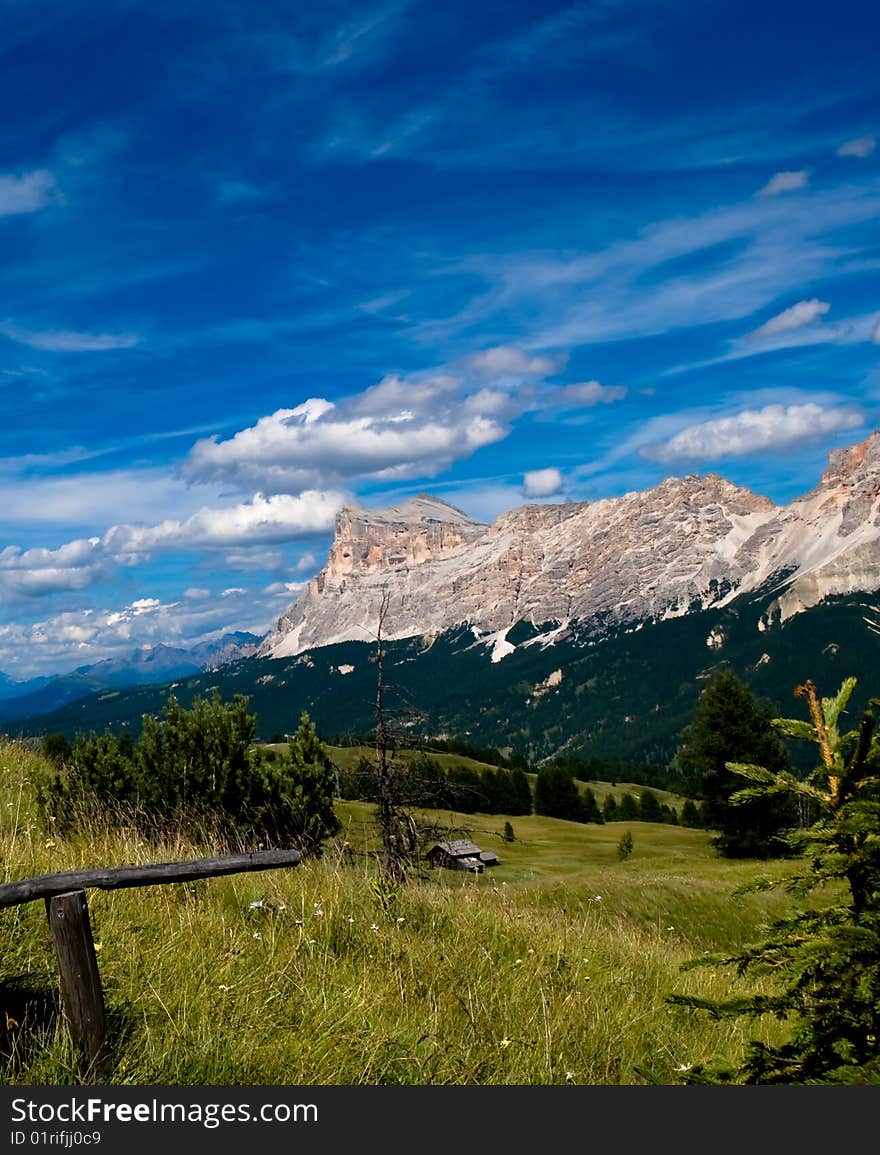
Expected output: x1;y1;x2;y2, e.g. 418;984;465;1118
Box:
430;839;482;858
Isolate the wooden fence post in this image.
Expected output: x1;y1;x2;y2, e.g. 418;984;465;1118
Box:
46;889;107;1078
1;848;302;1073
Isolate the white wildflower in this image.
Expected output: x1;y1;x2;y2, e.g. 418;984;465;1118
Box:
252;932;262;940
248;899;264;909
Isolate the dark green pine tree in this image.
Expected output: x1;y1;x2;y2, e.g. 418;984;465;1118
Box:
618;792;640;821
508;767;534;816
680;798;702;828
582;786;604;824
638;789;664;823
446;765;484;813
272;712;341;853
534;765;585;822
671;678;880;1084
405;753;448;808
616;830;634;861
602;794;619;822
677;670;796;858
479;767;502;813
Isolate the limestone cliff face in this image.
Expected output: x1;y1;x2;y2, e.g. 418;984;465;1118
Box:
756;432;880;621
260;433;880;660
324;495;487;580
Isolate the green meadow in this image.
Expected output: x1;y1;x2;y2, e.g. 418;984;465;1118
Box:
1;739;802;1086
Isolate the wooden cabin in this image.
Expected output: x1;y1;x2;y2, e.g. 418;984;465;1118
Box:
426;840;500;873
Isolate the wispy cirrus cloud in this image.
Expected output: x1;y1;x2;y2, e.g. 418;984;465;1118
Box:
746;298;830;342
641;402;864;464
418;179;880;354
756;170;810;197
0;169;60;216
663;307;880;378
0;321;141;352
837;135;876;158
0;468;210;530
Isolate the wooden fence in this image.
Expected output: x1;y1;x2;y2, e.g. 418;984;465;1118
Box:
0;849;301;1077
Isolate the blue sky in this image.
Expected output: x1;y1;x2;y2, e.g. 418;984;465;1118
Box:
1;0;878;677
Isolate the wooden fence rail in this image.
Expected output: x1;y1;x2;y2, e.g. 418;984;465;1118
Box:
0;848;301;909
1;848;302;1077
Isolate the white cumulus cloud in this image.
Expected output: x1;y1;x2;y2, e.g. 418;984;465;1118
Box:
0;583;298;678
184;391;509;493
0;169;60;216
547;380;628;408
746;299;830;341
756;170;810;197
0;493;343;602
464;345;563;379
837;135;876;158
523;467;563;497
105;490;343;553
642;403;864;463
0;537;107;598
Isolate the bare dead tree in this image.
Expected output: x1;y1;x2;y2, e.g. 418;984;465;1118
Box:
372;588;418;882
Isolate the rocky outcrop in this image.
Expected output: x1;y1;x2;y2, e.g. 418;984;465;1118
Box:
751;433;880;621
260;433;880;660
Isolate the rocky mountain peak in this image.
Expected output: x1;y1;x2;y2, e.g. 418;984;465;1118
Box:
325;495;486;582
261;436;880;662
820;431;880;487
651;471;775;514
790;431;880;537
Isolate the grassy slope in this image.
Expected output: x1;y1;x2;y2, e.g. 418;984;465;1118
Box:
318;745;686;810
1;741;801;1086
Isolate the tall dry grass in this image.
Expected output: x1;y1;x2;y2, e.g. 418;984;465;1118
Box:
1;740;794;1085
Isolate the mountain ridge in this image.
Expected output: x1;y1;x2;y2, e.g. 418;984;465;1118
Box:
261;433;880;663
0;632;260;722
